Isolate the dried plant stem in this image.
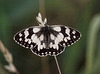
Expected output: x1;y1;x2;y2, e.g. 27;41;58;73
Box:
0;40;20;74
39;1;61;74
39;0;50;74
41;57;50;74
39;0;46;18
54;56;61;74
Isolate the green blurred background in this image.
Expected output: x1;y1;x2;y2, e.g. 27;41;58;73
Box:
0;0;100;74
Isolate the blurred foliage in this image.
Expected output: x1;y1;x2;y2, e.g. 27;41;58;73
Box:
0;0;100;74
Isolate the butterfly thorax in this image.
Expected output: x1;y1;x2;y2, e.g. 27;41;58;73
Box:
41;25;51;48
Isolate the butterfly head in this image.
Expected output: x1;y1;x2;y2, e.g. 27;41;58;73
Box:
36;13;47;27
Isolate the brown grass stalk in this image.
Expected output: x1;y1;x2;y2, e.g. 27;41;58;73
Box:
0;40;20;74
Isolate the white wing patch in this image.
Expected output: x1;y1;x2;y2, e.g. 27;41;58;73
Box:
24;29;29;38
53;27;61;32
64;37;67;42
39;34;44;41
50;34;55;40
33;28;40;33
72;30;76;34
19;33;22;37
65;27;70;36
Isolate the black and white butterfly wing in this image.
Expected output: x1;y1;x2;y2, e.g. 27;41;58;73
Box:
14;26;43;54
51;25;81;47
47;25;81;56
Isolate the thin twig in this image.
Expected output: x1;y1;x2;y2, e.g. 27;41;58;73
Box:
54;56;61;74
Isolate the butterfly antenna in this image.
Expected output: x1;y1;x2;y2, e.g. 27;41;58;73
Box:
54;56;61;74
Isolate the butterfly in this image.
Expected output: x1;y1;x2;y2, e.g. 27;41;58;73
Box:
14;13;81;57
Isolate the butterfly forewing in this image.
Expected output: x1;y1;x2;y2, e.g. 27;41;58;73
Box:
14;26;42;49
14;25;81;57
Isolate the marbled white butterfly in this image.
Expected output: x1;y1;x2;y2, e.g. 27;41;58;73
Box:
14;13;81;57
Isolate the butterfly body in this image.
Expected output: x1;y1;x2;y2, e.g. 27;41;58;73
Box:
41;25;51;48
14;13;81;57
